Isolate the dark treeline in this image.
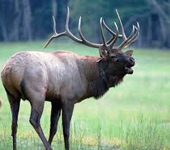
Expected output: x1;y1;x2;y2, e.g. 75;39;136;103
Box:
0;0;170;49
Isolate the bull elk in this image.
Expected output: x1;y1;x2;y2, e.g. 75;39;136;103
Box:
1;7;139;150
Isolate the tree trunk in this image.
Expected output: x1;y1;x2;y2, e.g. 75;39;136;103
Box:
22;0;32;41
147;16;152;47
12;0;20;41
0;19;9;42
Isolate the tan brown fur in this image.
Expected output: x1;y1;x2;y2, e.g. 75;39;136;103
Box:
2;51;116;103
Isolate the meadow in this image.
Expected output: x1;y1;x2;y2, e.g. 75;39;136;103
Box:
0;42;170;150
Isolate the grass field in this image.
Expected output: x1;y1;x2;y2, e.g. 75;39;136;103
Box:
0;42;170;150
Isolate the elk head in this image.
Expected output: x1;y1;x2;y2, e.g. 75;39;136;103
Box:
44;7;140;77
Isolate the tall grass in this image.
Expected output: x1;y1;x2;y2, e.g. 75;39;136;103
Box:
0;42;170;150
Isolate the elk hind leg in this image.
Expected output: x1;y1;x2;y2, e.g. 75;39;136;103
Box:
48;101;61;145
29;98;52;150
6;90;21;150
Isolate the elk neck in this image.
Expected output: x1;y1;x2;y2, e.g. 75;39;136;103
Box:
97;59;125;88
80;56;124;99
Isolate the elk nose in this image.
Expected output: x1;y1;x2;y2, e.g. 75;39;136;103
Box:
129;57;135;66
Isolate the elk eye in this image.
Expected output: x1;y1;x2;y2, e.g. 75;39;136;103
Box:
111;56;118;62
111;55;116;59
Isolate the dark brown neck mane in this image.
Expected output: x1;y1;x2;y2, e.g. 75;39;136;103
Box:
80;56;125;99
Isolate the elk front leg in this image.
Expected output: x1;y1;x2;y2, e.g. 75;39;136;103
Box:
48;101;61;145
7;92;20;150
29;100;52;150
62;102;74;150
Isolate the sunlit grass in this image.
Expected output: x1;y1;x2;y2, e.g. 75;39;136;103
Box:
0;42;170;150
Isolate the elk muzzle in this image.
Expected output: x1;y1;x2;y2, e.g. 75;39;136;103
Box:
125;57;135;74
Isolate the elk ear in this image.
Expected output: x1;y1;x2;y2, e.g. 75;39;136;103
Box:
125;50;133;56
99;47;109;61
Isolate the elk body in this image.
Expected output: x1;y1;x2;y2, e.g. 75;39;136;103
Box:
1;8;139;150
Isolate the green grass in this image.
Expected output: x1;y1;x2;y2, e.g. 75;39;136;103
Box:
0;41;170;150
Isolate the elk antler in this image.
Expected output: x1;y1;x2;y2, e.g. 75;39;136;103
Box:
44;7;103;48
44;7;121;50
102;20;120;48
44;7;139;50
115;9;140;49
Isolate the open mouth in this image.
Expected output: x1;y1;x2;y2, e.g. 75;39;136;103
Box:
125;66;134;74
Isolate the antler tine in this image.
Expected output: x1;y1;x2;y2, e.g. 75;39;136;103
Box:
116;9;127;41
131;22;140;42
118;25;136;49
123;22;140;48
102;20;114;45
99;17;108;48
102;19;122;46
115;9;140;49
118;23;139;49
44;35;57;48
102;19;122;38
44;16;65;48
52;16;57;35
78;16;102;48
109;22;119;48
65;7;82;43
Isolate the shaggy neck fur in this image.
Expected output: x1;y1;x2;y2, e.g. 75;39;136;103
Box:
81;56;125;99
